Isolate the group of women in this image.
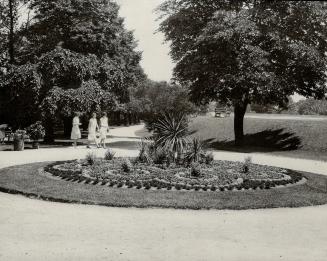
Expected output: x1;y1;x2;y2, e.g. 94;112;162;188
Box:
71;112;110;148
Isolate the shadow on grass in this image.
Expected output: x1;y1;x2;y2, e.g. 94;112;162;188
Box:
206;129;302;153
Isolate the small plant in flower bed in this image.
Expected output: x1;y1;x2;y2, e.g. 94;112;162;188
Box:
121;159;133;173
44;158;303;191
86;152;97;165
104;149;115;160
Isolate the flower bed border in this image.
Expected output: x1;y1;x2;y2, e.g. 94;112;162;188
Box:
44;161;305;192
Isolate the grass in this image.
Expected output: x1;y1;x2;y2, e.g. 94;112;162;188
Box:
0;162;326;210
188;115;327;161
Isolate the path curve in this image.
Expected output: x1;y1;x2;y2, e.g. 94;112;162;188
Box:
1;125;327;261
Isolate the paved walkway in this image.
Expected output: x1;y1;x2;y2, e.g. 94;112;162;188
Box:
0;124;327;261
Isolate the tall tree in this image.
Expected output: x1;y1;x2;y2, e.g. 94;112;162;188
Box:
2;0;144;140
158;0;327;146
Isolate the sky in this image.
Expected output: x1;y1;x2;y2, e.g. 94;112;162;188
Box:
115;0;174;82
115;0;305;101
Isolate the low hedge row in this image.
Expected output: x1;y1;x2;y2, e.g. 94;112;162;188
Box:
44;162;304;192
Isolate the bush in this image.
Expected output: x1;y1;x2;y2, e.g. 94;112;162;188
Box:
137;138;154;164
151;146;171;165
184;138;206;165
241;156;252;173
86;152;97;165
190;162;202;177
26;121;45;141
121;158;133;173
153;113;189;158
104;149;115;160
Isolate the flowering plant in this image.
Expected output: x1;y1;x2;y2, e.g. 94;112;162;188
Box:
13;129;28;140
26;121;45;141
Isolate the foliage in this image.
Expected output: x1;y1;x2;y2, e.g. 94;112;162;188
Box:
104;149;115;161
131;80;197;129
151;146;172;165
288;99;327;116
85;152;97;166
1;0;144;138
47;158;300;192
137;138;153;164
242;156;252;174
184;138;206;165
26;121;45;141
121;158;133;173
157;1;327;145
13;129;27;140
153;113;189;157
190;162;202;177
1;63;41;128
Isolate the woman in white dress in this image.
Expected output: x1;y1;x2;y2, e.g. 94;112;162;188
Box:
99;112;109;149
71;112;81;148
87;112;99;148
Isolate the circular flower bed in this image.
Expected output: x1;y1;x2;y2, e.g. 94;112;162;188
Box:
44;158;303;192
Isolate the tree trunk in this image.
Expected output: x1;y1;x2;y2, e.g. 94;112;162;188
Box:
234;102;248;147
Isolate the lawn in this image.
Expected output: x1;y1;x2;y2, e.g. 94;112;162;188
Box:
0;162;326;210
188;115;327;161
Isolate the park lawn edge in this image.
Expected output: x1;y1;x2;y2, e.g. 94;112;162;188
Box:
0;162;326;210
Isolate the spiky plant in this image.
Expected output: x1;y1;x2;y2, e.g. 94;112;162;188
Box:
184;137;206;164
137;138;154;164
153;113;189;159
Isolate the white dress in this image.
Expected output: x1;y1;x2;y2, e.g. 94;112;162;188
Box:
71;117;81;140
99;117;109;139
88;118;98;141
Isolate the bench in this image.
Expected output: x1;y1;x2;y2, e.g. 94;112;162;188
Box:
215;107;231;118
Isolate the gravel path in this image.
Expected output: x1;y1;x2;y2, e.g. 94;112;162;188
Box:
0;124;327;261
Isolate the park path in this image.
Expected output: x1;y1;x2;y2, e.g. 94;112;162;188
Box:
1;124;327;261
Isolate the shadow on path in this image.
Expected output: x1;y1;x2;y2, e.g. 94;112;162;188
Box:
206;129;302;153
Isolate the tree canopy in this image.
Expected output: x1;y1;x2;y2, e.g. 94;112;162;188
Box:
158;0;327;145
1;0;145;139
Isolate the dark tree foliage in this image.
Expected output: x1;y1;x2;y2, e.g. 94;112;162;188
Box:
1;0;144;140
158;0;327;145
131;80;197;130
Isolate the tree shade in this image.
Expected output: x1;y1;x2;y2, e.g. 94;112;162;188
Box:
158;0;327;145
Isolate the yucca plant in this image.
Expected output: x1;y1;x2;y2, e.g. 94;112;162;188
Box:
184;137;206;164
153;113;189;160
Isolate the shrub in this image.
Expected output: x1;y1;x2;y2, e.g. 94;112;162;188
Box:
121;158;133;173
152;146;171;165
184;138;206;165
153;113;189;158
86;152;97;165
138;138;154;164
190;162;202;177
104;149;115;160
241;156;252;173
26;121;45;141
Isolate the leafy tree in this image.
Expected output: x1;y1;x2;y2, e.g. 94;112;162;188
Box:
131;80;197;129
2;0;144;140
158;0;327;146
1;63;41;128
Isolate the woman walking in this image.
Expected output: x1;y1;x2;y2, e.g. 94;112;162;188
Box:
71;112;81;148
99;112;109;149
87;112;99;148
